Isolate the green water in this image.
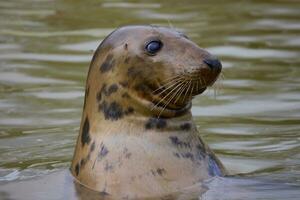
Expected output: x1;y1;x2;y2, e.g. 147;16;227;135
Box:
0;0;299;199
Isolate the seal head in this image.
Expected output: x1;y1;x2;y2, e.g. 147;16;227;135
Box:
71;25;225;199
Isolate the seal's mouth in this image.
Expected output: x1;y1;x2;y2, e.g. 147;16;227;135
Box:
149;58;222;115
151;75;216;108
182;70;220;96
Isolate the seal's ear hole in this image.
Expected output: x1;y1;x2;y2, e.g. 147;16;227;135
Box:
145;40;163;56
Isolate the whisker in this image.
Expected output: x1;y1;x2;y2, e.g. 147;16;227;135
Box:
152;76;179;92
212;73;224;99
189;80;194;99
151;81;183;110
220;72;225;80
154;83;182;113
157;82;185;117
174;80;188;104
149;74;180;88
153;78;182;96
151;74;181;83
182;80;192;103
152;76;183;95
203;77;207;86
199;77;203;87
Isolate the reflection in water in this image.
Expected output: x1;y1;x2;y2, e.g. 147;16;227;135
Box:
0;0;299;199
0;170;299;200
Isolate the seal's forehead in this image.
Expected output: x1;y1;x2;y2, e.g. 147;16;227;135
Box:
104;25;182;46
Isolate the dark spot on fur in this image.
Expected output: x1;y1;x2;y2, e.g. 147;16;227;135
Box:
169;136;180;146
151;168;166;176
104;161;113;171
92;143;108;169
96;84;106;102
96;91;102;102
124;107;134;115
123;147;132;159
173;152;194;162
134;82;156;98
196;144;206;160
169;136;191;148
75;163;80;176
150;170;155;176
182;152;194;161
145;118;167;130
156;168;166;176
100;54;115;73
99;143;109;159
156;119;166;129
81;117;90;146
80;152;92;169
180;123;191;131
97;84;118;103
90;141;96;152
125;153;132;159
127;67;141;78
80;158;86;167
106;84;118;96
99;101;124;121
174;152;180;158
124;43;128;50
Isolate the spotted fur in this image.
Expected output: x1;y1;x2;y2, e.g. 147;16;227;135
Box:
100;54;115;73
81;117;90;147
145;118;167;130
180;122;191;131
71;25;226;198
99;101;124;121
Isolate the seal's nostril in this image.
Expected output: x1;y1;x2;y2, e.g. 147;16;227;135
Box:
203;58;222;71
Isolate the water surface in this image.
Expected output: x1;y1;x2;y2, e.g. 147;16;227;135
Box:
0;0;299;199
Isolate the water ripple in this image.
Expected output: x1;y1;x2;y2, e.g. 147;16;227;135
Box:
0;53;91;63
0;72;73;84
29;91;83;100
0;28;113;37
208;46;297;59
102;2;161;9
60;40;100;52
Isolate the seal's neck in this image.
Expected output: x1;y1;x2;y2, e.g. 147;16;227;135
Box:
87;86;195;136
128;88;193;119
81;80;195;133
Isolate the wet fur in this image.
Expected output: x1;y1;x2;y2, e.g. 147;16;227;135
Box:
71;25;226;199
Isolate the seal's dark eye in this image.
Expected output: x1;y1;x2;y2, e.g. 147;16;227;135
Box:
145;40;163;55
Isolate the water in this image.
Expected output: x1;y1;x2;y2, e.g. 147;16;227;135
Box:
0;0;299;199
